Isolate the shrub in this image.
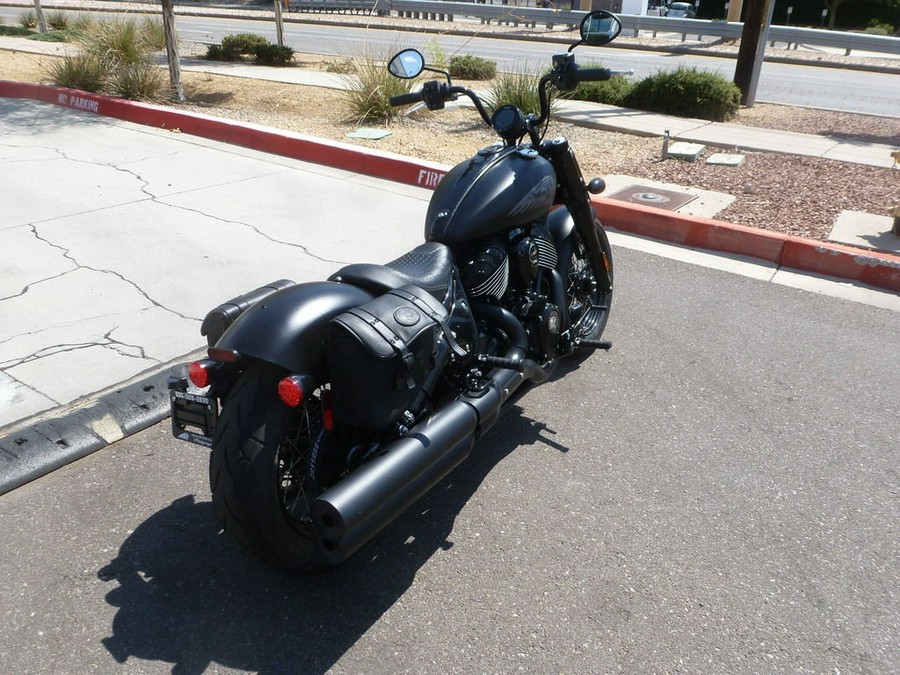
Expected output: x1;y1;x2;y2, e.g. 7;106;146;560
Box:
48;53;106;92
255;43;295;66
340;50;414;124
108;61;167;101
485;68;550;117
624;66;740;122
449;55;496;81
865;20;894;35
563;67;634;107
220;33;270;59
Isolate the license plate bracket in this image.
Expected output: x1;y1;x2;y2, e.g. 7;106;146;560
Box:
169;385;218;447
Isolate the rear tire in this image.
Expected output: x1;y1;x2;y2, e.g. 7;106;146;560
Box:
209;362;328;573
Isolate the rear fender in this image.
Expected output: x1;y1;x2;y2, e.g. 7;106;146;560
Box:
214;281;374;381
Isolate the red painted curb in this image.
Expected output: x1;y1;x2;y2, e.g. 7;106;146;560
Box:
3;81;898;293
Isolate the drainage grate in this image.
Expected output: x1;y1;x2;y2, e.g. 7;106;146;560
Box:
605;185;698;211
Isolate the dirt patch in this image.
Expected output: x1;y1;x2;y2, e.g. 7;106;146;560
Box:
2;47;899;242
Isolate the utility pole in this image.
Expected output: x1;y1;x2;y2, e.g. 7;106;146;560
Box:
732;0;775;107
160;0;185;103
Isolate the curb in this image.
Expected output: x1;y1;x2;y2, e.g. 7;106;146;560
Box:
0;363;188;495
5;81;895;292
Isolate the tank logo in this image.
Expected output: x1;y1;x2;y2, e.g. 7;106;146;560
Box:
508;176;555;218
417;169;445;189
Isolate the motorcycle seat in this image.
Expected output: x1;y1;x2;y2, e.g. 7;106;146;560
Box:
329;242;453;300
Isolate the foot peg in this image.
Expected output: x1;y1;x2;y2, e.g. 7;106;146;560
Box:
578;339;612;350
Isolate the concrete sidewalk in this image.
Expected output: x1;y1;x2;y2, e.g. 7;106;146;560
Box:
0;97;434;490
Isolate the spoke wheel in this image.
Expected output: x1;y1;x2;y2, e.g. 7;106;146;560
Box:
565;220;613;349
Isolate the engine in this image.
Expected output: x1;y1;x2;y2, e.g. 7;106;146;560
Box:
458;225;562;361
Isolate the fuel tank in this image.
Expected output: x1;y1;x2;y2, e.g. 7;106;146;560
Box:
426;145;557;245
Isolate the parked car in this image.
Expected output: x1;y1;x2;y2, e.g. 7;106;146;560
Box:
666;2;696;18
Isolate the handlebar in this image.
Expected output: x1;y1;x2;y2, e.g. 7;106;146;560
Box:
389;91;424;107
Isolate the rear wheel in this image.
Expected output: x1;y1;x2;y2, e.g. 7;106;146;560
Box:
564;220;613;349
209;362;329;573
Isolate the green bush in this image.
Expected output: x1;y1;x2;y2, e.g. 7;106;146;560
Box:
565;75;634;107
255;43;295;66
624;66;741;122
864;20;894;35
48;53;106;92
449;55;497;81
340;50;414;124
220;33;270;59
0;25;33;36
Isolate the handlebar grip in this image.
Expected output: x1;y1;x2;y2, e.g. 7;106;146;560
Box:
575;68;613;82
389;92;424;107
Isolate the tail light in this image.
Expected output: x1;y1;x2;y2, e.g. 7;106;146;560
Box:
187;359;217;388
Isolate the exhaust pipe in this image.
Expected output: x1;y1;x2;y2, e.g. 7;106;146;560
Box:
312;400;478;565
312;304;549;565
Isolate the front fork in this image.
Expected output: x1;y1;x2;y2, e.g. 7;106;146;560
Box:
541;137;612;294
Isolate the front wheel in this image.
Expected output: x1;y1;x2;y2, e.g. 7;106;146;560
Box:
564;220;613;349
208;362;329;573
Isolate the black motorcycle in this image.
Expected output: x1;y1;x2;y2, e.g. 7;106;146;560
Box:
169;10;623;573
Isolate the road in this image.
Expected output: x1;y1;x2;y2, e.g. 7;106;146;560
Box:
1;243;897;673
1;7;898;115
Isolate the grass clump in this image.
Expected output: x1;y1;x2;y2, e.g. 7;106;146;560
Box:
47;11;69;31
47;17;169;101
48;52;106;92
340;50;414;124
448;55;496;81
18;10;36;29
486;67;549;117
624;66;740;122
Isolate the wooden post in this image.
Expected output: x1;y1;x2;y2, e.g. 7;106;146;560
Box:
274;0;285;48
733;0;774;107
32;0;47;33
160;0;185;103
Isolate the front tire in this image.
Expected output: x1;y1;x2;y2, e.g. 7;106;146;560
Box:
565;220;614;349
209;363;328;573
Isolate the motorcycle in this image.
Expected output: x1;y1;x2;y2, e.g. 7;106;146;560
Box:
168;10;624;573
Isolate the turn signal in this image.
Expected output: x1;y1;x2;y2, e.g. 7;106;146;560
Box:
278;375;308;408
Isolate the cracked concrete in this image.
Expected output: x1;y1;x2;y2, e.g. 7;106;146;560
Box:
0;98;432;430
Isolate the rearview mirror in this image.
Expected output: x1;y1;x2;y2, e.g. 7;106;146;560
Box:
388;49;425;79
579;10;623;47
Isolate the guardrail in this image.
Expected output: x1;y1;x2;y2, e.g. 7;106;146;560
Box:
287;0;900;56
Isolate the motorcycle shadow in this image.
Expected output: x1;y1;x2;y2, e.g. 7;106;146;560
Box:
97;402;569;675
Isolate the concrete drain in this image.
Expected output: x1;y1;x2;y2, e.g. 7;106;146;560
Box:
606;185;698;211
